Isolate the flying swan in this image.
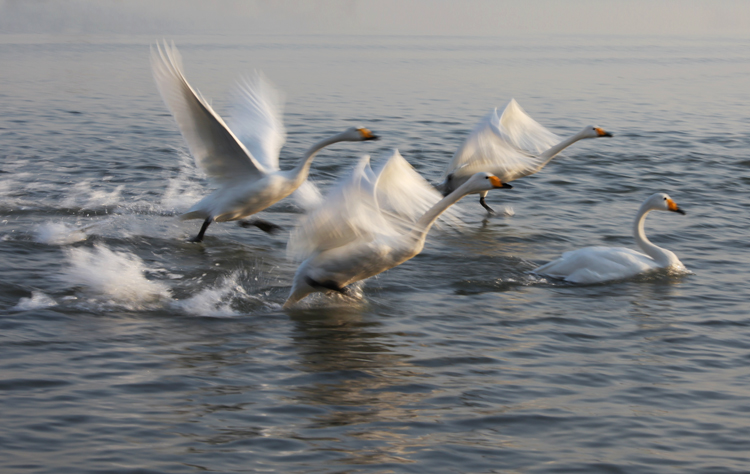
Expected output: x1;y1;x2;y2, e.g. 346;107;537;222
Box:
532;193;687;284
284;150;512;307
438;99;612;213
151;41;378;242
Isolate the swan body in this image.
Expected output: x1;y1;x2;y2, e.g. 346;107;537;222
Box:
438;99;612;212
533;193;687;284
151;41;377;241
284;150;511;307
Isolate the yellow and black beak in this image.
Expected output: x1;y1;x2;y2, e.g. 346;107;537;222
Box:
358;128;379;140
595;127;613;137
489;176;512;189
667;198;685;215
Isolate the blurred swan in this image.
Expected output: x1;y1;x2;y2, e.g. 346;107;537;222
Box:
151;41;378;242
284;150;512;307
438;99;612;213
532;193;686;284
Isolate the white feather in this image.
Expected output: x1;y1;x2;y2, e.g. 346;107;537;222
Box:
151;41;266;185
227;73;286;172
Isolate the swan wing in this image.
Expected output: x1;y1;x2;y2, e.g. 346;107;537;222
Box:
287;156;398;261
374;149;459;232
290;180;324;212
443;100;560;182
227;73;286;172
496;98;560;155
534;246;658;284
151;42;267;185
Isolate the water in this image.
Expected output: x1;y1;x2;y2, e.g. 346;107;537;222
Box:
1;33;750;473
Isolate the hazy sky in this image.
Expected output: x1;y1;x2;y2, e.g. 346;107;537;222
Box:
1;0;749;37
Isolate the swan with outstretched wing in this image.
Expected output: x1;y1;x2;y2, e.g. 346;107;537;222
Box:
284;149;512;307
151;41;378;242
438;99;612;213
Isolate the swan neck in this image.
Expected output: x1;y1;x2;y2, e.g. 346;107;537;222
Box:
538;131;585;166
632;204;671;266
411;183;470;242
290;134;344;182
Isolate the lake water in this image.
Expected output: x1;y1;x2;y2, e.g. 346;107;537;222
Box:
1;33;750;473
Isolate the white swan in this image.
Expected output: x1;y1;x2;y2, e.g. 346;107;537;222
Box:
151;42;378;242
532;193;687;284
284;150;512;307
438;99;612;213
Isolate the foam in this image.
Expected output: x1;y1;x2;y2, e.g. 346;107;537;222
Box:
12;291;58;311
35;222;89;245
171;271;252;317
63;244;172;310
158;149;207;215
60;179;125;210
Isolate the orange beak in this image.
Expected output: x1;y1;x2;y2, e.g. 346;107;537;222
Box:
358;128;379;140
595;127;613;137
667;198;685;215
489;176;512;189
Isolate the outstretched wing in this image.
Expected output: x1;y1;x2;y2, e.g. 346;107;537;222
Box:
288;150;460;262
227;73;286;172
287;156;397;262
373;149;459;232
442;99;560;182
151;41;267;185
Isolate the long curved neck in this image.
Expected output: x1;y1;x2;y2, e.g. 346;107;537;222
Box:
632;204;674;266
287;133;346;184
410;184;472;244
535;129;587;171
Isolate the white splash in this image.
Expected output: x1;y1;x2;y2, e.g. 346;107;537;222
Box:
159;149;207;214
60;179;124;210
12;291;58;311
171;272;249;317
63;244;172;309
502;206;515;217
35;222;89;245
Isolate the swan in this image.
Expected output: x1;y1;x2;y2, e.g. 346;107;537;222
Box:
532;193;687;284
283;150;512;307
151;41;378;242
438;99;612;213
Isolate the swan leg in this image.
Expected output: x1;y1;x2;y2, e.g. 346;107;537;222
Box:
478;191;495;214
304;277;349;295
238;218;283;235
190;217;213;242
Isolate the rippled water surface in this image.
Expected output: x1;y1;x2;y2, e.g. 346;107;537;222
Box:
2;34;750;473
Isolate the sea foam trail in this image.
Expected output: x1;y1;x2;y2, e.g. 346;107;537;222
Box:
63;244;172;309
61;245;274;315
12;291;58;311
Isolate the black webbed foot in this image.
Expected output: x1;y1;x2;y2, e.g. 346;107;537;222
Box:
239;218;283;235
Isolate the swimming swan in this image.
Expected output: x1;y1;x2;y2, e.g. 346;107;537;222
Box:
438;99;612;213
532;193;687;284
151;42;378;242
284;150;512;307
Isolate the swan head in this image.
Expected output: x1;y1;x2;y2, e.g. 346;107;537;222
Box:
648;193;685;215
459;172;512;194
580;125;613;138
341;126;379;141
